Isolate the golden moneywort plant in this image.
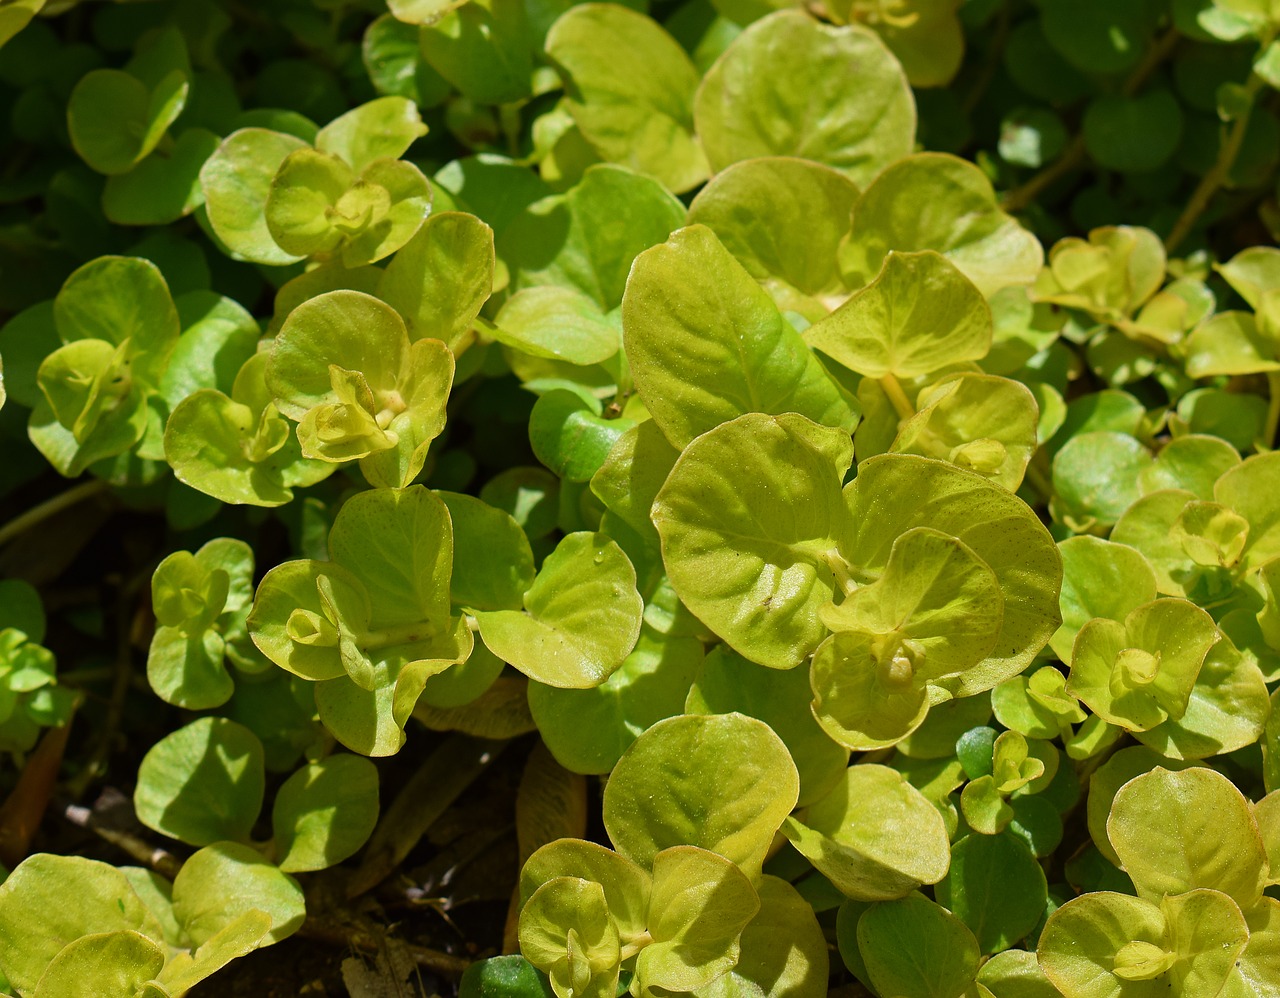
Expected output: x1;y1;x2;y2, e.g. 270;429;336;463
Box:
3;1;1280;997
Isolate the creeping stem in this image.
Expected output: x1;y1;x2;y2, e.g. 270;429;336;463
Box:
1165;73;1267;254
0;478;110;549
1001;27;1181;214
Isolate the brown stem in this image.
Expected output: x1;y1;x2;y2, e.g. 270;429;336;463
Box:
0;721;74;868
0;479;110;549
1000;136;1088;214
296;922;471;977
61;800;182;880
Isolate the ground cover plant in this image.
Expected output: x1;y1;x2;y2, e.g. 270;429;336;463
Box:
3;0;1280;995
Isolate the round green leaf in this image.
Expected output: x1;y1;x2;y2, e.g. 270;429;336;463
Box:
1215;450;1280;570
686;646;849;806
1040;888;1248;998
519;877;620;998
810;630;932;751
266;289;405;417
1132;633;1270;760
807;250;991;381
840;153;1044;298
602;712;799;879
1083;90;1184;174
843;454;1062;697
857;893;979;998
363;13;444;104
338;158;433;268
1051;431;1152;532
686;156;860;299
590;420;680;544
1107;766;1269;909
1177;388;1269;452
200;128;310;265
519;838;651;943
653;412;853;669
1182;311;1279;377
134;717;265;846
147;627;231;710
936;833;1047;954
695;875;829;998
314;95;426;172
458;956;556;998
264;147;353;258
896;373;1039;490
164;385;321;508
1051;537;1157;661
528;390;635;483
162;292;261;409
315;648;465;756
503;165;686;311
172;841;305;946
1066;599;1219;732
328;486;455;633
32;931;166;998
822;526;1005;684
1038;891;1166;998
473;531;642;688
782;764;951;901
0;855;166;996
420;0;533;106
624;225;855;450
438;490;535;612
377;209;495;348
272;754;379;872
53;255;179;387
1111;489;1200;597
494;287;621;366
1140;435;1240;499
637;845;760;995
976;948;1061;998
67;67;188;175
1217;245;1280;306
248;560;365;682
546;4;708;193
1041;0;1161;74
695;11;914;187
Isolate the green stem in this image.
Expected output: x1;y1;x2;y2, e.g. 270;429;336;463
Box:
879;372;916;421
1001;135;1087;214
824;550;860;598
360;619;441;650
1165;73;1267;253
619;933;654;962
0;479;110;549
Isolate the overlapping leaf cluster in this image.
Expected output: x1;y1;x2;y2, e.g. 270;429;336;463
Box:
1;2;1280;997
